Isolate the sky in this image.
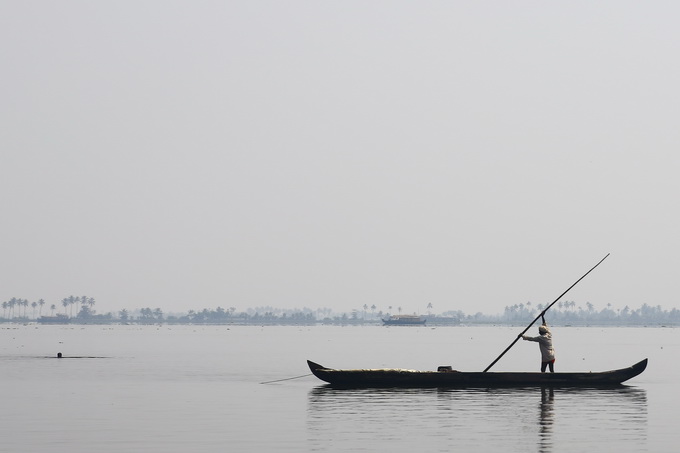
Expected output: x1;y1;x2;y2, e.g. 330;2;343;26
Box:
2;1;680;316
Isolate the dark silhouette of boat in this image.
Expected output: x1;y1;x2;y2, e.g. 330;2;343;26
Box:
37;314;70;324
307;358;648;388
382;315;426;326
422;315;460;326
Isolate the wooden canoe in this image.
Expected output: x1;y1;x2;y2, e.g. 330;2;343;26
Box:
307;358;648;388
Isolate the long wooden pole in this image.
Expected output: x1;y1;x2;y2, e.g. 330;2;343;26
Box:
483;253;610;372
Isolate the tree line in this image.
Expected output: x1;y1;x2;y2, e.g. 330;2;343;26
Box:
1;295;96;321
2;296;680;326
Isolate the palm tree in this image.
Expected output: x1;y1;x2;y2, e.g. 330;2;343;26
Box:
139;308;153;321
2;301;7;319
50;304;56;315
9;298;17;319
427;302;433;314
62;298;69;315
31;301;38;319
22;299;29;318
68;295;76;317
38;299;45;316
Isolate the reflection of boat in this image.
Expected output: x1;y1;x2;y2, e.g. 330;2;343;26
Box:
37;314;70;324
307;358;648;388
307;384;648;453
382;315;426;326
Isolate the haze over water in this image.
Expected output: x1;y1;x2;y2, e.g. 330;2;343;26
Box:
1;324;677;452
3;2;680;318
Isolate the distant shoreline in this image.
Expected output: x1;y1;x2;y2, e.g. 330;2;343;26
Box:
1;319;677;327
3;301;679;327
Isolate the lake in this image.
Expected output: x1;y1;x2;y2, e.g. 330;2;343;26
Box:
0;324;677;452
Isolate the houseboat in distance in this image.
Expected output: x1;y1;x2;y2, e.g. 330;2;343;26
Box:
422;315;461;326
37;314;70;324
382;315;426;326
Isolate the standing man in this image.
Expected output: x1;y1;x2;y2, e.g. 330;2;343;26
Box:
521;316;556;372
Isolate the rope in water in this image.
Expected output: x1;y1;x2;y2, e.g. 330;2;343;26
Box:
259;373;313;384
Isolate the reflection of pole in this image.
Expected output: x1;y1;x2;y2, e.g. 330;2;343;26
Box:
483;253;610;372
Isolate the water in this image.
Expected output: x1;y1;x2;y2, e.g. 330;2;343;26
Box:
1;324;677;452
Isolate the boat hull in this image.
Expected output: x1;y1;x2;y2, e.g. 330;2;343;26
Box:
381;315;426;326
37;315;70;324
382;319;426;326
307;359;648;388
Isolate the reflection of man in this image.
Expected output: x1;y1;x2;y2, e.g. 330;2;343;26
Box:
521;316;555;372
538;387;555;453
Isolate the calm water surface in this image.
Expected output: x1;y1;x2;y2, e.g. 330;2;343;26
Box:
1;324;678;452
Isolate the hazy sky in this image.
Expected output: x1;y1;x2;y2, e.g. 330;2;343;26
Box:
2;1;679;316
